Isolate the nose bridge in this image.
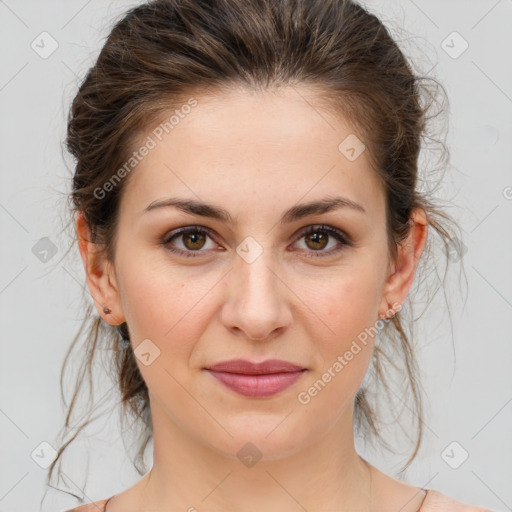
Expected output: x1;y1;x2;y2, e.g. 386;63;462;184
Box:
235;233;279;292
239;249;279;301
222;240;291;340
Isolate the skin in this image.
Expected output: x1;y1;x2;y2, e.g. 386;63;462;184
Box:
76;84;428;511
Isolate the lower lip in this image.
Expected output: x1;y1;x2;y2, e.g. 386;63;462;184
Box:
205;369;306;397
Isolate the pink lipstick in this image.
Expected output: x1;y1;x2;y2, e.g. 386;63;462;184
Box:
204;359;307;398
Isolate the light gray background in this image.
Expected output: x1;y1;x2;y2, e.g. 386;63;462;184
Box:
0;1;511;511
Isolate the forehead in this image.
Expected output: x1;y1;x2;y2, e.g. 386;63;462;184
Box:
119;85;384;224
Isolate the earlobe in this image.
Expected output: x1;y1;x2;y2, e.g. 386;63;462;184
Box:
75;211;126;326
378;208;428;319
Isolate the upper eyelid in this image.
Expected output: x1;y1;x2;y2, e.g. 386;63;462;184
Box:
164;224;350;248
164;225;215;242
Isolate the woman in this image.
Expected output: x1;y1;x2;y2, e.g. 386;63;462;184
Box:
48;0;492;510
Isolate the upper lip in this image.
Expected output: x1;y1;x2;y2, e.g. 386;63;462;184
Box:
205;359;306;375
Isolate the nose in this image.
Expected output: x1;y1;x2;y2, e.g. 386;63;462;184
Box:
220;252;293;341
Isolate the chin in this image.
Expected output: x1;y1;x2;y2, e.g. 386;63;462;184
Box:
197;416;316;463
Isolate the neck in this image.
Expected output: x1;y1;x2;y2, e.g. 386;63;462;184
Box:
136;399;373;512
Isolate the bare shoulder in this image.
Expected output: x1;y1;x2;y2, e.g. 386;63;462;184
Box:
367;463;493;512
63;497;111;512
422;489;494;512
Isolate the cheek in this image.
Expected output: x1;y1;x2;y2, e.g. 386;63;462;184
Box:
299;267;381;395
117;266;216;403
116;254;215;355
314;267;382;344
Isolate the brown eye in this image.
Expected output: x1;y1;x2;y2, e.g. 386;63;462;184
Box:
304;231;329;250
294;225;352;258
183;231;207;250
163;227;217;258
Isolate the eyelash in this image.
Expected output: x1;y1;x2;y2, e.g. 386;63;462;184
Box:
162;224;352;259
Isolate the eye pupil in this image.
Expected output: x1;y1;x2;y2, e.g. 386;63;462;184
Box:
184;232;206;250
305;232;328;250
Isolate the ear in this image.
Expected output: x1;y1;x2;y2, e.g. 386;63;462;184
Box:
75;211;126;326
378;208;428;319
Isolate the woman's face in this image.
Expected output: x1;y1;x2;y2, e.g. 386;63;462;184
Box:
87;85;407;460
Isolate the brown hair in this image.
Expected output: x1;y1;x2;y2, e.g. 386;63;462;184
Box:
47;0;466;503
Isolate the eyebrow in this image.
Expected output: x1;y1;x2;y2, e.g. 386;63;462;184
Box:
142;196;366;224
